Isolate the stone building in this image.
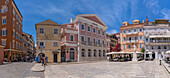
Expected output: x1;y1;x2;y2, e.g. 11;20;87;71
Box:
35;19;62;63
22;33;35;57
109;34;119;48
144;19;170;59
0;0;23;61
61;14;109;62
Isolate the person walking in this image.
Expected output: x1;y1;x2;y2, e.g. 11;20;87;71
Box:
159;54;163;65
41;57;44;66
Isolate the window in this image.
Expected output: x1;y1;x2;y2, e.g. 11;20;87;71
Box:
123;44;126;50
16;23;18;29
93;28;96;33
103;41;104;45
139;29;143;32
88;49;91;57
135;22;138;24
98;40;100;44
54;29;58;34
81;24;84;30
13;18;15;26
103;51;105;57
88;26;90;31
13;8;16;15
134;29;137;32
103;31;105;35
39;42;44;46
107;42;108;46
123;30;126;34
145;29;148;33
152;29;154;33
94;50;97;57
164;29;166;33
99;51;101;57
2;18;6;24
128;30;131;33
81;49;85;57
2;39;6;46
123;37;126;41
2;29;7;36
88;37;90;42
12;30;15;37
146;38;148;43
13;40;15;48
1;6;8;13
139;44;142;49
158;46;161;49
81;36;84;41
39;28;44;34
93;38;95;43
128;45;131;49
157;29;160;33
53;42;58;47
70;35;74;41
98;30;100;34
164;46;167;49
139;36;142;40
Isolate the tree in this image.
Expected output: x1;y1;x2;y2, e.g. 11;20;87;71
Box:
141;47;145;53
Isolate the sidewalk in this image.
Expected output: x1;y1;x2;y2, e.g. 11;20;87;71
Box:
162;60;170;74
31;63;45;72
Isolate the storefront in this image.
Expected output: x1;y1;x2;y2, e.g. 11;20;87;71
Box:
0;45;5;64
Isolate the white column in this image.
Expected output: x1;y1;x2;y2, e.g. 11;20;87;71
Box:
77;22;81;62
155;51;158;60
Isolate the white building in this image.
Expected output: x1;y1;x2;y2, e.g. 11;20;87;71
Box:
144;19;170;60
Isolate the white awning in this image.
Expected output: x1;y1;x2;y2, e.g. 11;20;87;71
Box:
165;51;170;54
106;51;143;55
149;35;170;38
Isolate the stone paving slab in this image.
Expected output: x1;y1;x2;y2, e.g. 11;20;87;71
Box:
45;61;169;78
31;63;44;72
162;61;170;74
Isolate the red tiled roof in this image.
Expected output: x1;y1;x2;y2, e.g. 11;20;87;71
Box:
82;16;105;26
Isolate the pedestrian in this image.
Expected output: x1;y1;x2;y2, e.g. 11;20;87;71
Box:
41;57;44;66
159;54;163;65
9;56;12;63
44;57;46;66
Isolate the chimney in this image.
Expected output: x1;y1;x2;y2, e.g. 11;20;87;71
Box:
70;18;73;23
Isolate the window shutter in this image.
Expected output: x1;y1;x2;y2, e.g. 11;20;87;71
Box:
0;30;1;36
6;29;8;35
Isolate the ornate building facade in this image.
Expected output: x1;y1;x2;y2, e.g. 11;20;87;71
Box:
61;14;110;62
144;19;170;59
120;20;144;53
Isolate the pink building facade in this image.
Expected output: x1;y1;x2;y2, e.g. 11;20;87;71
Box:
61;14;110;62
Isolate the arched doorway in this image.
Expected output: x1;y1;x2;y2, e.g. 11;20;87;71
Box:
70;48;75;60
37;52;46;63
103;50;105;57
88;49;91;57
94;49;97;57
81;49;85;57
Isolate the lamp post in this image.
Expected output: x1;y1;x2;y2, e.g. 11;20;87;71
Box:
132;44;138;62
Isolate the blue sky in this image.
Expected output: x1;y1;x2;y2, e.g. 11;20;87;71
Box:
14;0;170;41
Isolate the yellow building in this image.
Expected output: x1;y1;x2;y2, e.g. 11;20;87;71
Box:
120;20;144;52
35;19;62;63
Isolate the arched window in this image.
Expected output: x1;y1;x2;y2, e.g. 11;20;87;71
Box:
99;50;101;57
94;49;97;57
81;49;85;57
103;50;105;57
70;48;75;60
88;49;91;57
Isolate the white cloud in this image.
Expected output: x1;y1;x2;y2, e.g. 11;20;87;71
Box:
107;30;118;35
161;8;170;19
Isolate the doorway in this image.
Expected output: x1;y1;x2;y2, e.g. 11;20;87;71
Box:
54;54;58;62
70;48;75;60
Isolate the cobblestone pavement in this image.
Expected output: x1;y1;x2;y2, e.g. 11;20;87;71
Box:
0;62;45;78
45;60;169;78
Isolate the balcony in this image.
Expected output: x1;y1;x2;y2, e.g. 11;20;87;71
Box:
150;40;170;43
81;41;86;45
88;42;92;46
